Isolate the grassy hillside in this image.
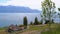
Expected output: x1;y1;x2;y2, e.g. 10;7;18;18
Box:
0;24;47;34
41;24;60;34
0;24;60;34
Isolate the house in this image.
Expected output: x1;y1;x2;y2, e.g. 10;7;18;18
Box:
7;24;24;33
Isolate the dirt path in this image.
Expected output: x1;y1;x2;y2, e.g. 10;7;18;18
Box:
19;29;44;34
19;25;46;34
0;29;45;34
20;30;39;34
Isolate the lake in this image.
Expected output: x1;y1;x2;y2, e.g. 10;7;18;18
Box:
0;13;60;27
0;13;41;27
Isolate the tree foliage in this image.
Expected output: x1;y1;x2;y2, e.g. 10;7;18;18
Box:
58;8;60;20
45;19;54;24
58;8;60;11
30;21;33;25
40;19;43;24
34;17;39;25
41;0;56;24
23;16;27;26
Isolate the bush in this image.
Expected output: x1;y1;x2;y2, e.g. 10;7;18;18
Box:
34;17;39;25
30;22;33;25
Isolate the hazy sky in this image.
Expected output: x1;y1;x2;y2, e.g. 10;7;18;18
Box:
0;0;60;11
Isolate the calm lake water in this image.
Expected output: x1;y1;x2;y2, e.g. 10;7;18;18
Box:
0;13;41;27
0;13;59;27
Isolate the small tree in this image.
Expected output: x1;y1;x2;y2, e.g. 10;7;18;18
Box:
30;21;33;25
34;17;39;25
58;8;60;11
23;16;27;29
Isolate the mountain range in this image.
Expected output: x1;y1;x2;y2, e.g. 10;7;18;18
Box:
0;6;41;13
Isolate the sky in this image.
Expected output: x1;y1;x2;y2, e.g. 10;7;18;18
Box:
0;0;60;11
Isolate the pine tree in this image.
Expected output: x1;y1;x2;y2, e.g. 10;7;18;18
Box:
34;17;39;25
23;16;27;29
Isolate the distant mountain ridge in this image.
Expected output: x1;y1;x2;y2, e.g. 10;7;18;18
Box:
0;6;41;13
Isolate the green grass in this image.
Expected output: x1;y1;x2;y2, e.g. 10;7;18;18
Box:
41;24;60;34
28;25;48;31
0;28;5;30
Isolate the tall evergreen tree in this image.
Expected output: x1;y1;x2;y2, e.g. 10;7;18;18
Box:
23;16;27;29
